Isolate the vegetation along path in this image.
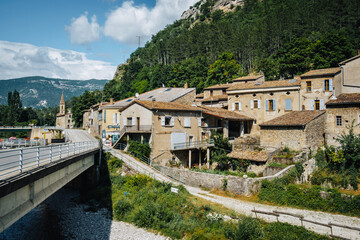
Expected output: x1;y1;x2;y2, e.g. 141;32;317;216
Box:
106;146;360;240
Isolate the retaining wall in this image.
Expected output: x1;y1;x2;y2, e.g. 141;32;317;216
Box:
156;165;294;196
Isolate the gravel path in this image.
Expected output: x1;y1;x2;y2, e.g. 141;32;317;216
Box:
108;147;360;240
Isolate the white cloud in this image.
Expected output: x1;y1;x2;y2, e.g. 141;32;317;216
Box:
0;41;116;80
66;12;101;45
103;0;198;45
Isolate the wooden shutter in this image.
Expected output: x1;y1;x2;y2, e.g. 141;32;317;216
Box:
198;118;202;127
285;99;291;111
123;117;127;126
113;113;116;123
232;102;235;111
320;99;324;110
171;117;175;126
161;117;165;126
266;100;269;111
184;117;191;127
272;100;276;111
258;100;261;109
250;100;254;109
329;79;333;92
117;113;120;124
311;100;315;110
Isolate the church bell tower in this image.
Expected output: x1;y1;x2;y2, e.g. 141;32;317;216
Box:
59;92;65;115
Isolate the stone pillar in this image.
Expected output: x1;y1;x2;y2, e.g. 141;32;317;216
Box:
240;122;244;137
141;135;144;143
207;148;210;169
188;150;192;169
223;120;229;138
199;150;202;169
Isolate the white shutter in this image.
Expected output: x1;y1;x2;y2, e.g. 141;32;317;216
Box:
198;118;202;127
232;102;235;111
171;117;175;126
113;113;116;124
311;100;315;110
320;99;324;110
184;117;191;127
132;117;135;126
123;117;127;126
329;79;333;92
239;102;242;111
258;100;261;109
117;113;120;124
250;100;254;109
273;100;276;111
266;100;269;111
161;117;165;126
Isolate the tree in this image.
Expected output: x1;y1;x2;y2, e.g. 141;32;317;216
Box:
7;90;22;125
206;52;242;86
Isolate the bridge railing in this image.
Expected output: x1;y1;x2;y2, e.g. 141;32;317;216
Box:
0;141;99;180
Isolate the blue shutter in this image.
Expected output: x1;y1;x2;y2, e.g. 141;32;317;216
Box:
250;100;254;109
323;80;326;91
311;100;315;110
273;100;276;111
285;99;291;111
266;100;269;111
329;79;333;92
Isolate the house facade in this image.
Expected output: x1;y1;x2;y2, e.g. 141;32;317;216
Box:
259;110;326;151
300;67;341;111
325;93;360;146
227;79;301;136
339;54;360;94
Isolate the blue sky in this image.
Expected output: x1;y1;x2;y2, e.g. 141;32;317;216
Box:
0;0;197;80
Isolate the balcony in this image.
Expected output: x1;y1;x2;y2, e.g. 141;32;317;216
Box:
172;139;214;150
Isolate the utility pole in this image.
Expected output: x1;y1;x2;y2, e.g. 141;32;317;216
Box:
136;36;141;48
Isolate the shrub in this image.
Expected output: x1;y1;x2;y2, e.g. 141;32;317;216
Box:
127;140;151;159
114;198;133;220
264;222;329;240
234;217;264;240
108;156;123;173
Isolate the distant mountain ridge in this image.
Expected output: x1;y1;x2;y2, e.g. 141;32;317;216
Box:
0;76;109;108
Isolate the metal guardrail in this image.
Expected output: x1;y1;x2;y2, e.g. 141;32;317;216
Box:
0;126;61;129
252;208;360;240
0;141;99;179
1;139;47;149
172;139;214;150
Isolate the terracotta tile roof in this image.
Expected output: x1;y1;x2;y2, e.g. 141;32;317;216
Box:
134;100;201;112
300;67;341;78
339;54;360;65
260;110;325;127
199;106;254;120
228;150;269;162
227;79;300;91
204;83;231;90
232;74;264;82
201;94;228;102
326;93;360;105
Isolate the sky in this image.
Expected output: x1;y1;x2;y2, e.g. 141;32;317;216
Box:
0;0;198;80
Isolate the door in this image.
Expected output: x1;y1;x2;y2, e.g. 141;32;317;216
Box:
137;117;140;130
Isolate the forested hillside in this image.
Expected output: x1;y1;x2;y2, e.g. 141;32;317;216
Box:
103;0;360;101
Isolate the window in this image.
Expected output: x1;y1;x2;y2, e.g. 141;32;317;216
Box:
254;120;257;125
222;89;226;94
161;116;174;126
285;99;292;111
103;110;106;123
336;116;342;126
254;100;258;109
235;102;239;111
315;100;320;110
210;90;213;97
324;79;333;92
324;80;329;91
266;100;275;111
127;117;133;126
306;81;312;92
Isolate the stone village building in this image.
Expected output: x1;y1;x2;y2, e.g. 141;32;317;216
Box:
325;93;360;146
56;92;75;129
82;102;109;138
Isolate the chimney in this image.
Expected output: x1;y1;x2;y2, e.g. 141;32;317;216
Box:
110;98;114;105
184;82;188;89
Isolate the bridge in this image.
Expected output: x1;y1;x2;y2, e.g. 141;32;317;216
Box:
0;129;101;233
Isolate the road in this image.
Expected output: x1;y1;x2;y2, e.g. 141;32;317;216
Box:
65;129;96;142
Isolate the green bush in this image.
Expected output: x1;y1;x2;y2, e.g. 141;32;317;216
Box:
234;217;264;240
114;198;133;220
264;222;329;240
127;140;151;159
108;156;123;173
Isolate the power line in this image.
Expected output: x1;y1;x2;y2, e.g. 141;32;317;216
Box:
136;36;142;48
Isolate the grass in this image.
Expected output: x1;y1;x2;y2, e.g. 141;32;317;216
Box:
106;153;332;239
191;168;258;178
267;162;289;168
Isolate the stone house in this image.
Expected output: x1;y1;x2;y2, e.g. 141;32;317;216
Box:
199;83;230;108
101;87;196;141
259;110;326;151
325;93;360;146
339;54;360;94
56;92;75;129
83;102;109;138
112;100;212;168
226;79;301;136
300;67;341;110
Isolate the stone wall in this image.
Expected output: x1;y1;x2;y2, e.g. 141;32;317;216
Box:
156;165;294;196
260;127;305;150
173;90;196;105
304;112;326;149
